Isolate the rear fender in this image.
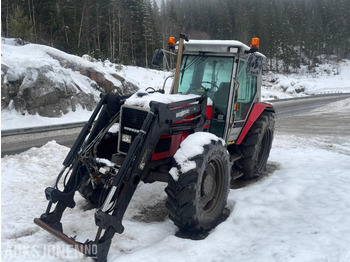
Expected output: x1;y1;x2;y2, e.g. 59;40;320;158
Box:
236;102;274;145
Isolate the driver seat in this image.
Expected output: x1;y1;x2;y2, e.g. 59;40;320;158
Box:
214;82;231;114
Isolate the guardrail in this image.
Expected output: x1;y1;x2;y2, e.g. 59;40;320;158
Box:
1;121;87;137
266;92;350;103
315;91;344;95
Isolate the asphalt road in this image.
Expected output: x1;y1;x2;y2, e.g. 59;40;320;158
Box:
272;94;350;119
1;127;82;157
273;94;350;137
2;94;350;157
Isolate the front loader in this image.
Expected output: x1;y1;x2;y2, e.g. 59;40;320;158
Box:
34;34;275;261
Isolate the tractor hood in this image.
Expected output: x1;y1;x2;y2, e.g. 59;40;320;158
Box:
125;91;202;109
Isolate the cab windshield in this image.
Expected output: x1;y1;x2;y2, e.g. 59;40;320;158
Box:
177;55;235;137
178;55;234;99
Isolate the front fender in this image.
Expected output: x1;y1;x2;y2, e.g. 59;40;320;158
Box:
236;102;274;145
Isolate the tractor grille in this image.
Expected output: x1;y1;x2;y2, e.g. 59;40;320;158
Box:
118;105;149;154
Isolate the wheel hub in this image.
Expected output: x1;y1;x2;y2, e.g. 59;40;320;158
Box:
202;171;215;196
200;161;219;211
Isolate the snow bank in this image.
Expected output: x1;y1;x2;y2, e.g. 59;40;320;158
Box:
1;38;122;91
1;37;139;121
2;131;350;261
114;65;173;93
262;60;350;99
1;38;101;112
1;104;93;130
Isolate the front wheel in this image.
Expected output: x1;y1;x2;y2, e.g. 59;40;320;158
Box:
165;134;230;233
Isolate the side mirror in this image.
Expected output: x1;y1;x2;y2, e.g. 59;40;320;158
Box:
247;55;263;75
151;49;164;67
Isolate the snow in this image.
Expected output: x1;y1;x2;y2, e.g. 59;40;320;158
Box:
169;132;224;181
1;39;173;130
1;105;93;130
1;38;101;97
96;158;116;167
125;91;199;108
262;60;350;100
185;40;250;51
108;123;120;134
116;65;173;92
2;112;350;261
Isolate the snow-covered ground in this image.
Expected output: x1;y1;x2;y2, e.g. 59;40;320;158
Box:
263;61;350;99
1;105;93;130
2;98;350;261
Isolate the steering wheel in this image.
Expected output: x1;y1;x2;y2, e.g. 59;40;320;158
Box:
200;81;219;90
187;81;219;96
145;87;156;93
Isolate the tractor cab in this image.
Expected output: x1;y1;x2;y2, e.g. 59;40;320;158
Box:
173;38;265;143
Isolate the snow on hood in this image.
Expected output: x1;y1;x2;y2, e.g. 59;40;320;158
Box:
124;91;201;108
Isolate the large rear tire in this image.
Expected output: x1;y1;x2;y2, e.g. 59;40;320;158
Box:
165;136;230;233
237;111;274;179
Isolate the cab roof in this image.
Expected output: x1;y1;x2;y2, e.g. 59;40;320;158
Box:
181;39;265;57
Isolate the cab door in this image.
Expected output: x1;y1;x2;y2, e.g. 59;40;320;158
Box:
226;59;258;143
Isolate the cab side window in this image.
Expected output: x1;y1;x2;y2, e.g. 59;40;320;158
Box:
236;61;257;120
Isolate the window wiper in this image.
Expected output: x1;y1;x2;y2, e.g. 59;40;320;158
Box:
180;56;189;85
188;54;207;69
180;54;207;86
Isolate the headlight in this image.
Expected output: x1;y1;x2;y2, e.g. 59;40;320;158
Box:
121;134;132;144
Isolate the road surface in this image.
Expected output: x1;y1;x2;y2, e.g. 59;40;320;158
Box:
2;94;350;157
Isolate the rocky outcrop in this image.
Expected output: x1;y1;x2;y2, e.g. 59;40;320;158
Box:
49;52;138;95
1;65;97;117
1;64;98;117
1;39;139;117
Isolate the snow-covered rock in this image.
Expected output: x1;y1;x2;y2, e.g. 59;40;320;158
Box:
1;38;138;117
261;60;350;100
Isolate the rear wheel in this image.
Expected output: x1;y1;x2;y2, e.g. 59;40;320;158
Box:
237;111;274;179
165;136;230;233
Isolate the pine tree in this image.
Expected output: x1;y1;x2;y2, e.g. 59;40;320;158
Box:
1;0;349;69
8;6;34;42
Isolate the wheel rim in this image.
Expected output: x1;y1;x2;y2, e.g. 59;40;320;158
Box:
256;129;271;172
200;157;225;215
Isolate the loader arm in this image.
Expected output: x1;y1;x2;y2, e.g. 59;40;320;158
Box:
34;94;207;262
